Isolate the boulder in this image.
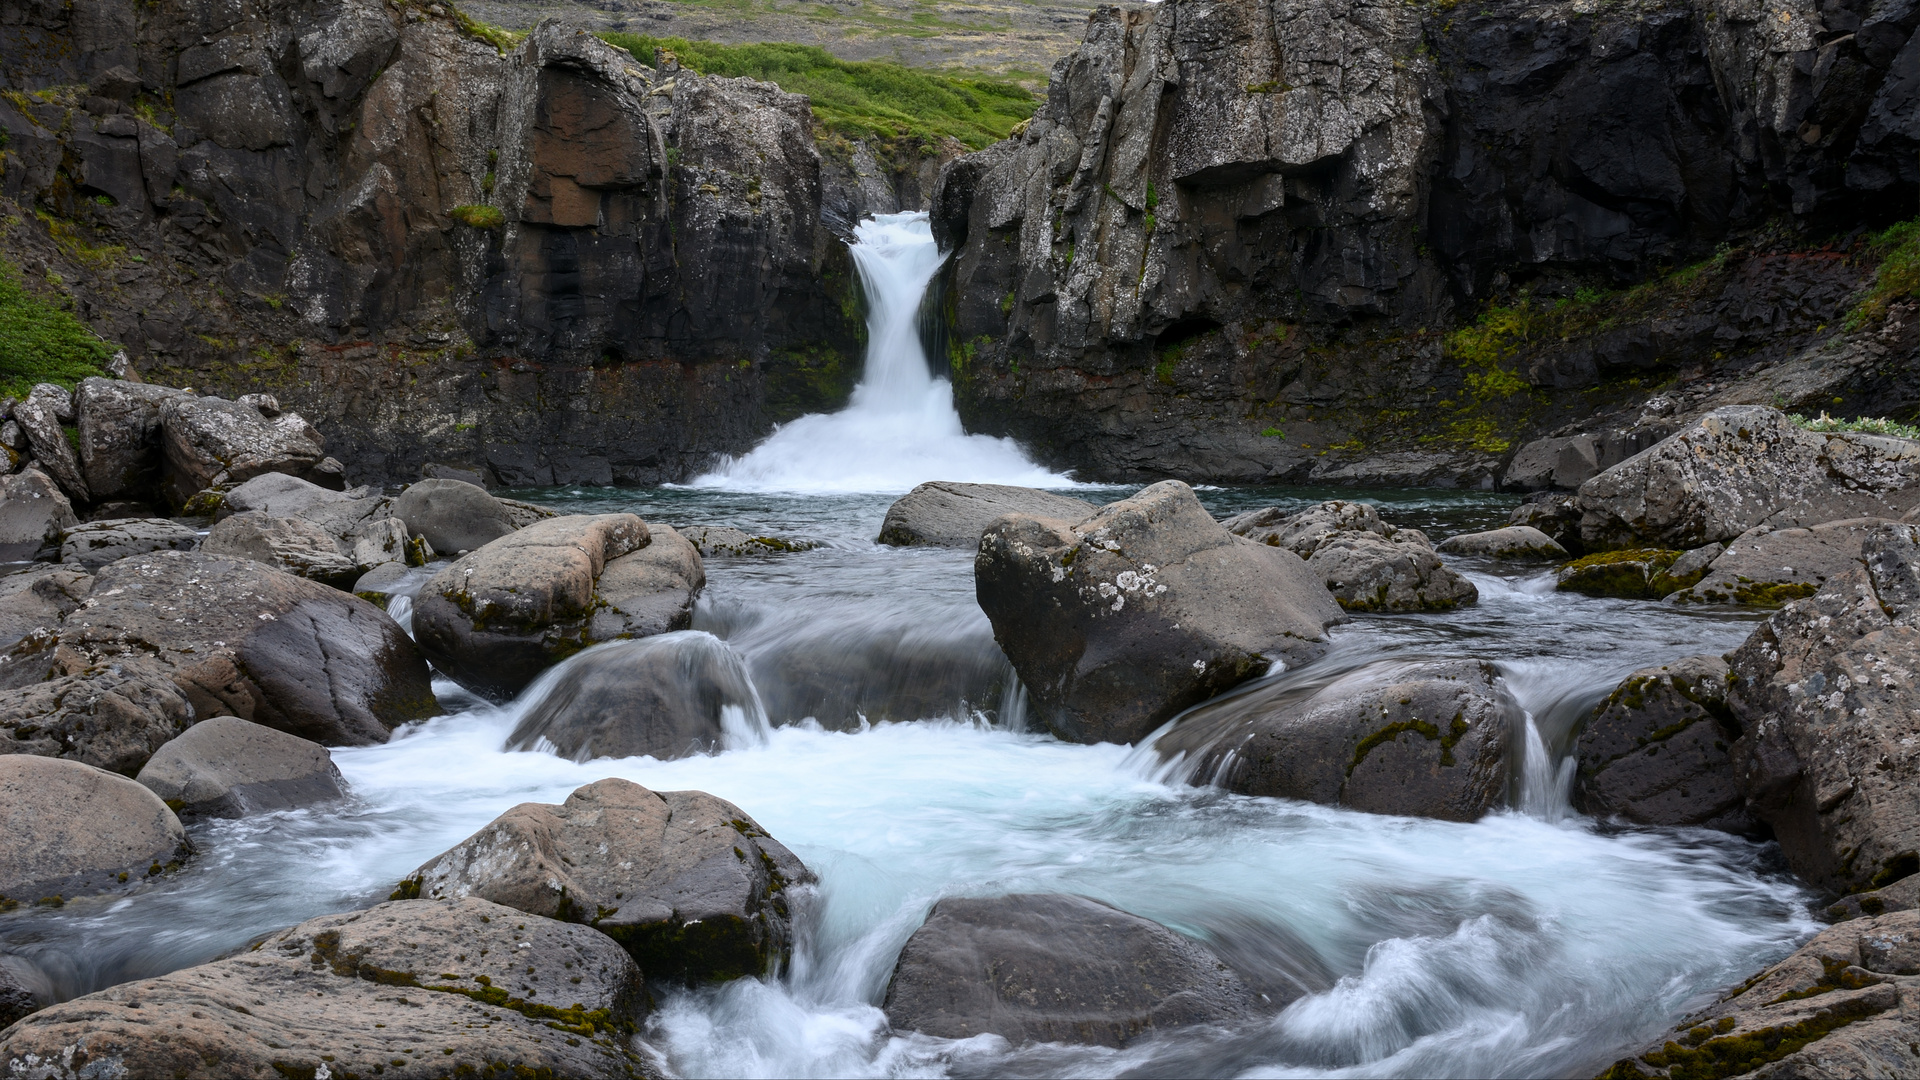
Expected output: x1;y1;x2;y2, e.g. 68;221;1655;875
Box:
73;377;189;503
4;551;436;746
882;893;1262;1047
505;632;759;762
397;777;812;984
1577;406;1920;550
0;563;90;652
158;393;331;507
0;964;34;1028
743;621;1010;730
591;525;704;640
1726;522;1920;893
976;481;1344;745
1601;909;1920;1079
136;716;346;818
391;477;515;555
0;466;76;562
497;496;561;529
1306;532;1480;611
1573;656;1754;833
680;525;818;557
878;481;1097;548
0;656;192;776
1508;493;1584;554
1670;518;1885;606
202;511;361;587
1153;660;1513;822
1435;525;1568;561
0;898;656;1079
350;560;418;604
0;755;189;904
1222;499;1398;555
1555;548;1691;598
414;514;694;700
11;384;87;503
220;472;425;571
57;517;199;569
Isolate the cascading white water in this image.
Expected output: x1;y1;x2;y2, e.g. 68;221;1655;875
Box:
689;213;1072;493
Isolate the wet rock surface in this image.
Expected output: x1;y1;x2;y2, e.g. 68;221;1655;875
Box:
400;777;813;985
505;633;756;762
976;481;1343;745
0;656;192;777
1573;655;1754;833
135;716;346;819
0;898;658;1079
1155;660;1513;822
882;893;1262;1047
0;755;189;904
878;482;1097;548
1435;526;1567;561
57;517;199;570
1670;519;1884;607
680;525;818;557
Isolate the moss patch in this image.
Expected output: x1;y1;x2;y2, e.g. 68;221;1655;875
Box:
449;204;505;229
0;256;116;398
1601;990;1892;1080
1845;217;1920;329
1556;548;1683;598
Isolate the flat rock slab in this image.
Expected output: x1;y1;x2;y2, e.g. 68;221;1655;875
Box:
1435;525;1567;560
58;517;199;569
879;481;1096;548
1670;518;1885;606
400;777;813;985
136;715;346;818
0;755;188;904
1573;655;1753;833
0;898;659;1079
0;656;192;776
506;632;757;761
882;893;1261;1047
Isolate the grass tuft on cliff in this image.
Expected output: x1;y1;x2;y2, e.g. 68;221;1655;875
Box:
599;33;1034;149
1791;410;1920;440
1846;217;1920;328
0;259;114;398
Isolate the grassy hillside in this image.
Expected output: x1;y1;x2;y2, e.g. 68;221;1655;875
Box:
0;259;113;398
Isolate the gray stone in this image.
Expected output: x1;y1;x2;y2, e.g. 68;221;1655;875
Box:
73;378;190;504
136;715;345;818
350;560;416;603
220;470;359;519
0;898;657;1079
12;384;87;503
878;481;1097;548
0;466;76;562
158;394;330;507
0;563;90;652
1306;532;1480;611
1573;655;1754;833
219;472;422;572
497;496;561;530
1664;542;1725;585
1435;525;1568;561
505;632;757;762
976;481;1344;745
1222;500;1400;557
0;963;34;1029
0;755;189;904
0;420;23;451
421;462;490;488
202;510;360;586
882;893;1262;1047
0;656;192;777
398;777;813;985
1670;518;1885;606
680;525;819;557
591;524;704;641
1508;494;1584;554
392;477;515;555
1153;660;1512;822
57;517;199;569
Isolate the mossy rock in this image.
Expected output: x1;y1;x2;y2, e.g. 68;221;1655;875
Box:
1555;548;1686;598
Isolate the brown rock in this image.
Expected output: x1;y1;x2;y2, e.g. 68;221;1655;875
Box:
135;716;346;818
0;656;192;776
0;755;189;904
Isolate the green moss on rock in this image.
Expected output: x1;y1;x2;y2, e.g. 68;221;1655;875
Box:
1556;549;1684;598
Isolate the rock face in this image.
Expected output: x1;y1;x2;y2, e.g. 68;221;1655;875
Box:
0;467;76;562
414;514;702;699
1573;655;1754;833
0;898;657;1079
399;778;812;985
0;564;90;652
135;716;346;818
976;481;1343;745
1670;518;1886;606
391;478;515;555
1602;910;1920;1080
1153;660;1513;822
202;511;361;586
4;551;436;746
0;657;192;776
0;755;189;904
1225;501;1477;611
882;893;1261;1047
1555;549;1690;599
1577;407;1920;550
1726;522;1920;893
159;394;334;506
12;385;87;503
73;378;190;504
878;482;1098;548
1435;526;1568;561
505;633;760;762
57;517;200;570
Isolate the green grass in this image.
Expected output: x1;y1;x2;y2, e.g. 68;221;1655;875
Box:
599;34;1034;148
1846;217;1920;328
0;258;115;398
1791;410;1920;440
450;204;505;228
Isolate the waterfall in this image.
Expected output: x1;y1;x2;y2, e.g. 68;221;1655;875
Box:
688;212;1072;493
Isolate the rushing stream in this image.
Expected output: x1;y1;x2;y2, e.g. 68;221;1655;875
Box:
0;214;1820;1078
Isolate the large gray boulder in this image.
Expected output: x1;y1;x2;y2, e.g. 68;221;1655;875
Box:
391;477;515;555
2;551;437;746
57;517;199;569
136;716;346;818
1226;500;1477;611
0;656;192;776
73;378;190;504
0;755;189;904
0;466;76;562
1154;660;1512;822
11;384;87;503
505;632;760;762
1435;525;1568;561
1601;909;1920;1079
0;898;657;1079
202;510;361;587
1573;655;1754;833
397;777;812;985
1577;406;1920;550
879;482;1097;548
218;472;423;572
882;893;1262;1047
0;563;90;652
1507;493;1584;554
1726;522;1920;893
158;394;332;507
414;515;703;700
1669;518;1885;606
976;481;1343;745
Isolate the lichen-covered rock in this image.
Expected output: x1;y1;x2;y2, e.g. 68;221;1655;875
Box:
0;564;90;652
976;480;1343;745
57;517;199;570
1306;532;1479;611
1508;494;1584;554
882;893;1262;1047
591;525;704;640
505;632;757;762
680;525;818;557
1555;548;1691;598
1153;660;1512;822
1222;500;1402;557
73;378;190;504
1670;518;1885;606
136;716;346;818
219;472;424;572
397;777;813;985
159;394;332;507
878;482;1097;548
1601;910;1920;1080
1573;655;1753;833
0;898;659;1080
0;755;189;905
0;467;76;562
11;384;87;503
1436;525;1568;561
0;656;192;777
202;511;361;587
391;477;515;555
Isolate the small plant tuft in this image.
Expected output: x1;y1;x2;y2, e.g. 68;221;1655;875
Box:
449;204;505;229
